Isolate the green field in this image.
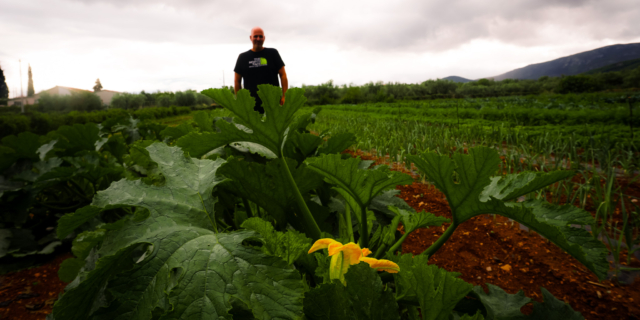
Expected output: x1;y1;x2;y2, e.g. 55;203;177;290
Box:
1;88;638;319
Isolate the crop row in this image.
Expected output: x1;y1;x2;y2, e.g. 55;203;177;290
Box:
307;107;640;277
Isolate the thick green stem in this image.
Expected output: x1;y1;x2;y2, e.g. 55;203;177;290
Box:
345;204;354;243
280;157;322;240
373;243;387;259
420;223;458;256
384;232;410;258
360;205;369;248
242;198;254;218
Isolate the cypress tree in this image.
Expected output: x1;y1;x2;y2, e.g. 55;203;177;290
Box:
27;64;34;97
0;65;8;105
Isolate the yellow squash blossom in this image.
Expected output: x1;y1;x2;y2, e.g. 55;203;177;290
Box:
308;238;400;285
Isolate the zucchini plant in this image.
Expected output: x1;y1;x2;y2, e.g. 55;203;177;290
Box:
51;85;606;320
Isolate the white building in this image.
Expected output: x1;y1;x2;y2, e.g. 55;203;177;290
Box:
6;86;120;107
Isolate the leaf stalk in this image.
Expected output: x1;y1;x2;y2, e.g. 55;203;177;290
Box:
420;223;457;257
279;156;322;240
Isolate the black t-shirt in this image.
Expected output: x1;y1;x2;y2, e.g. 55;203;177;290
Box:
234;48;285;98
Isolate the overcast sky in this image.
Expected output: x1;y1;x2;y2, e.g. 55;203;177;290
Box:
1;0;639;97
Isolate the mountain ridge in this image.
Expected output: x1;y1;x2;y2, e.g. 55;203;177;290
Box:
491;43;640;81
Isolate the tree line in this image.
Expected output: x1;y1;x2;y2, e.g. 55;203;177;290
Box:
301;66;640;105
0;89;214;113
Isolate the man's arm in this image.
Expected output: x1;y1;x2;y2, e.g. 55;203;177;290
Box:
234;72;242;95
278;66;288;105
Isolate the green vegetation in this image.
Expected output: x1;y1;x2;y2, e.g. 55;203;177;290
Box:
0;65;8;106
112;89;213;109
300;66;640;104
0;85;615;319
585;58;640;74
1;84;638;318
0;106;191;139
308;92;640;280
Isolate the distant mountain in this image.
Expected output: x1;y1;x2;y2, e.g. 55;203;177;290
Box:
583;58;640;74
491;43;640;81
442;76;472;83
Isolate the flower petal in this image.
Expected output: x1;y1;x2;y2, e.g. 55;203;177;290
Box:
338;243;363;265
360;257;401;273
361;248;372;257
327;241;344;256
308;238;341;254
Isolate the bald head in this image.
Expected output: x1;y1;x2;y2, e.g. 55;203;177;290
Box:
250;27;265;52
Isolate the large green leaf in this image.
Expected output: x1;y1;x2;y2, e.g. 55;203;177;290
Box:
408;148;500;224
317;132;356;155
369;189;414;218
177;85;306;158
289;131;323;157
91;229;305;320
217;157;323;227
501;200;608;278
53;143;306;320
53;244;139;319
1;131;41;161
160;122;195;141
241;217;312;265
392;254;472;320
305;154;413;217
192;110;215;132
50;123;101;156
472;285;584;320
409;147;608;280
527;287;584;320
0;146;16;172
0;175;24;198
480;171;575;202
94;142;227;254
472;284;529;320
389;207;450;235
57;205;103;239
303;263;400;320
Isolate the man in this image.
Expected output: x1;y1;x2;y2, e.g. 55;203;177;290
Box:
234;27;288;113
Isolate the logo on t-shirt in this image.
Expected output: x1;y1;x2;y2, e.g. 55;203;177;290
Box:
249;58;267;68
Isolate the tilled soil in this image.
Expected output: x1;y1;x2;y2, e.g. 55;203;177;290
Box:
0;253;72;320
351;149;640;320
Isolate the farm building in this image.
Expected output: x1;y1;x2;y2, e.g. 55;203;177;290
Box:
6;85;120;107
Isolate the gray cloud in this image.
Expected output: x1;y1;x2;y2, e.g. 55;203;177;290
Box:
2;0;638;52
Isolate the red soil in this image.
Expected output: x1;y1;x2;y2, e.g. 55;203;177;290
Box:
348;149;640;320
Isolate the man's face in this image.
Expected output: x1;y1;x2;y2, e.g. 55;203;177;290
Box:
250;29;265;48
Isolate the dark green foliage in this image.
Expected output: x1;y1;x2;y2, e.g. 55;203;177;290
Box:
584;58;640;74
557;75;601;94
38;91;102;112
304;263;401;320
0;106;190;139
624;66;640;88
110;92;146;109
0;65;8;105
0;85;594;320
174;90;196;106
